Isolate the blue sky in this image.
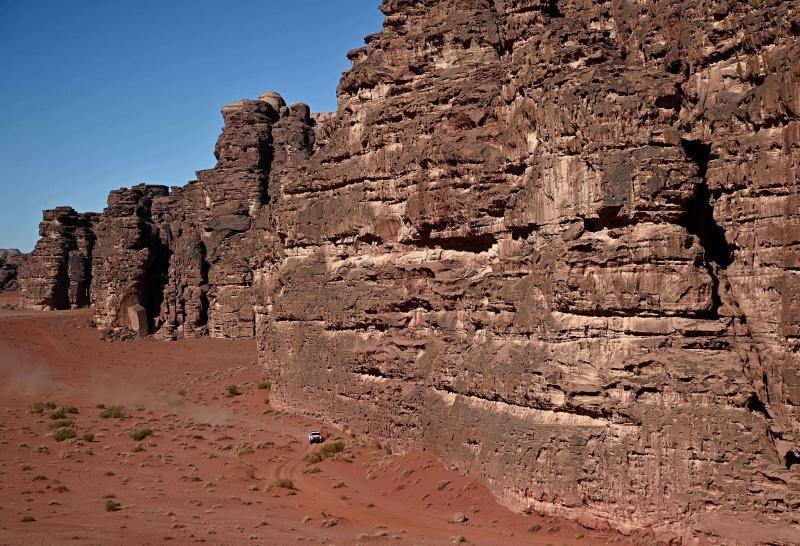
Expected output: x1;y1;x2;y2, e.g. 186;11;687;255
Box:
0;1;383;251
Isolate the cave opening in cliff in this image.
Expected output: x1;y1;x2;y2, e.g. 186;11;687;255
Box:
786;450;799;470
679;138;732;268
745;391;771;419
411;232;497;253
543;0;564;18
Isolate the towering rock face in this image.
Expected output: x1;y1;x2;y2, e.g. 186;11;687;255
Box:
0;249;25;292
16;0;800;541
91;185;170;333
19;207;97;309
256;0;800;542
152;99;280;339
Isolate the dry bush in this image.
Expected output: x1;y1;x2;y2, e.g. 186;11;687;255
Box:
304;439;345;465
130;428;153;441
100;406;125;419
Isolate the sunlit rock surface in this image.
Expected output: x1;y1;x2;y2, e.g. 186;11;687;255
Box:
17;1;800;541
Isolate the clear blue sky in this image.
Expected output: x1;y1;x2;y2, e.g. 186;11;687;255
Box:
0;1;383;252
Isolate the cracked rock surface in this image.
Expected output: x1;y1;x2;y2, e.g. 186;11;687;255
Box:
16;0;800;541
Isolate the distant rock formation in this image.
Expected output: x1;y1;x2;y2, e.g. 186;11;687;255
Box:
0;249;25;292
19;207;97;308
17;0;800;542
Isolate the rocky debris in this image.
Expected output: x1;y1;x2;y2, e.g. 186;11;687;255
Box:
0;249;25;292
19;207;97;309
15;0;800;541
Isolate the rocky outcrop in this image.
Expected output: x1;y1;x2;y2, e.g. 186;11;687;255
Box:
0;249;24;292
255;1;800;543
17;0;800;542
19;207;97;309
91;184;170;334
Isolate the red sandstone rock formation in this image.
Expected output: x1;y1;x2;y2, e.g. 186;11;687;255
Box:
16;0;800;541
90;184;170;333
0;249;24;292
19;207;97;309
257;1;800;542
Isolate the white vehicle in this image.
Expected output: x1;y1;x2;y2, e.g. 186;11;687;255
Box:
308;431;324;444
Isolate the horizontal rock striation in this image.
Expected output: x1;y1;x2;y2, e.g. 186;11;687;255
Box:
16;0;800;542
257;0;800;543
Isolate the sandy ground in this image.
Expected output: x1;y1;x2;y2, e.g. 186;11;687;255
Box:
0;292;633;545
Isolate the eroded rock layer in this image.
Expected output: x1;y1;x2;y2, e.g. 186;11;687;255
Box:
257;0;800;542
16;0;800;541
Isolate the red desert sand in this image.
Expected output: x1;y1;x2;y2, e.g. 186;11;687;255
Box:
0;292;635;545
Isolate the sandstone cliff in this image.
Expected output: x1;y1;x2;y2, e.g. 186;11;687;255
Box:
19;207;97;309
0;249;24;292
17;0;800;542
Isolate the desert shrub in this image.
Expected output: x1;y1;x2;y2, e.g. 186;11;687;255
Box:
105;499;121;512
100;406;125;419
96;403;105;409
304;439;345;465
234;445;254;457
33;446;49;454
177;388;186;396
29;402;45;414
270;478;296;490
50;408;66;420
45;401;57;409
82;433;95;442
451;536;467;544
131;445;144;453
33;475;47;481
130;428;153;441
256;380;271;390
225;384;240;397
21;516;36;522
53;427;76;442
62;406;79;414
48;419;75;430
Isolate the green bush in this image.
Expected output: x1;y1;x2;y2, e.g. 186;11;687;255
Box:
50;408;66;420
105;499;121;512
29;402;45;414
53;427;76;442
62;406;79;414
48;419;75;430
82;433;95;442
99;406;125;419
225;384;240;397
45;401;57;409
130;428;153;441
256;380;271;390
